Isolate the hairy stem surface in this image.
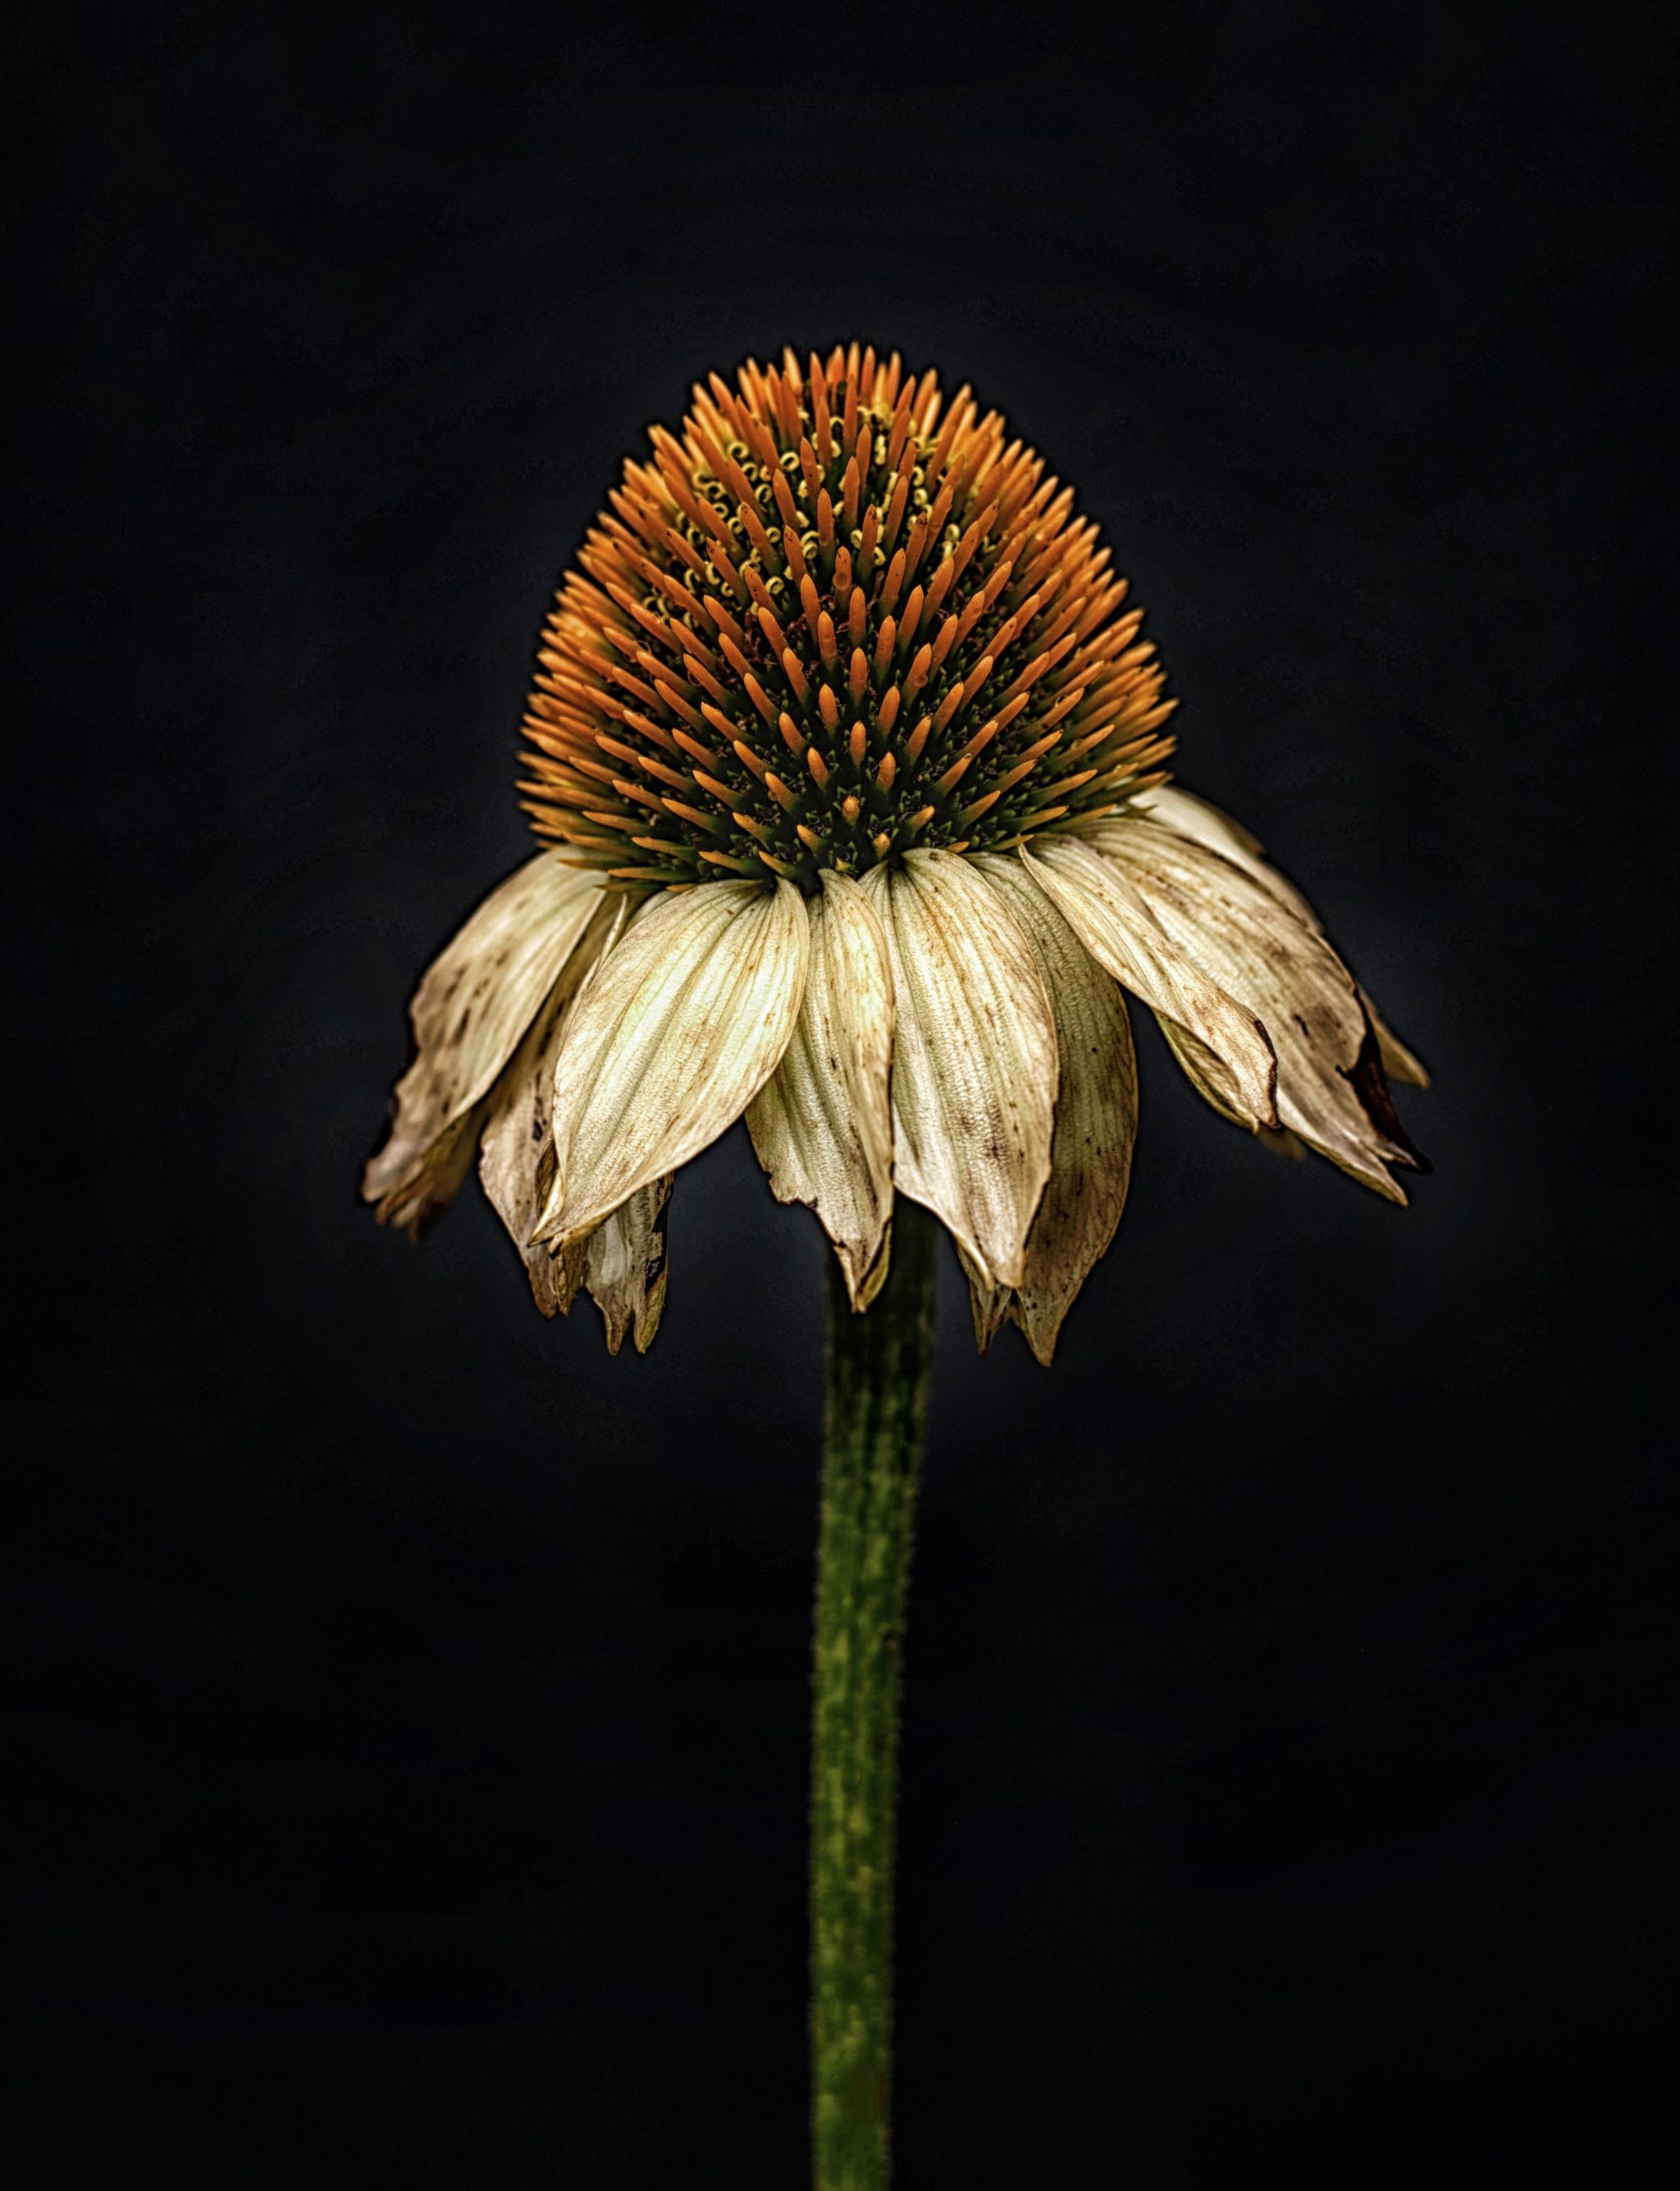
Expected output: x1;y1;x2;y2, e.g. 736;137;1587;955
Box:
810;1203;938;2191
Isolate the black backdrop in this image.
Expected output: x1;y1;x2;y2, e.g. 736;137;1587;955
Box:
13;3;1673;2183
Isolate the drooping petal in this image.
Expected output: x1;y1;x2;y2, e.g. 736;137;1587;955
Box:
363;853;608;1210
1097;819;1425;1200
746;872;895;1308
477;994;583;1317
585;1176;673;1355
532;879;809;1248
1132;787;1316;925
861;851;1057;1290
973;853;1139;1363
368;1107;483;1241
1134;786;1429;1087
477;895;628;1314
1367;1011;1430;1093
957;1244;1012;1354
1156;1017;1307;1159
1021;836;1278;1130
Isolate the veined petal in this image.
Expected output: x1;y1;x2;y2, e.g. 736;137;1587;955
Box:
1131;787;1316;926
1156;1018;1307;1158
746;872;895;1309
1367;1009;1429;1092
477;895;628;1315
585;1176;673;1355
1021;835;1278;1130
974;853;1139;1364
478;995;582;1318
1131;787;1429;1087
368;1108;483;1241
957;1244;1012;1354
533;879;809;1248
1098;819;1425;1200
363;853;608;1207
861;850;1057;1290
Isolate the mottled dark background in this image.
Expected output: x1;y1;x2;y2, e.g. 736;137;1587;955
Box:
12;2;1673;2182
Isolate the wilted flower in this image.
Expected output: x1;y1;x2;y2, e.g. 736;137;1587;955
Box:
363;345;1427;1358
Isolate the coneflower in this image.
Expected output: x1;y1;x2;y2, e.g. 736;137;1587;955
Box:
519;342;1173;892
361;346;1429;2188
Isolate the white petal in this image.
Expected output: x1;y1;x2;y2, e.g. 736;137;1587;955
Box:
746;872;895;1308
1099;819;1423;1200
1132;786;1317;927
533;879;809;1248
974;853;1139;1363
957;1244;1012;1354
1157;1018;1307;1161
366;1107;483;1241
1367;1020;1436;1095
856;1219;893;1310
1021;835;1278;1130
585;1176;673;1355
861;851;1057;1290
477;897;627;1315
1368;1012;1430;1092
363;853;608;1207
477;1007;582;1318
1132;787;1429;1087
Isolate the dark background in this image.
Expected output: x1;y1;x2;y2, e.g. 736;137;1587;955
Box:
12;2;1673;2182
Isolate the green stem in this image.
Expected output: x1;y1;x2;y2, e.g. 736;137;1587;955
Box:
810;1202;938;2191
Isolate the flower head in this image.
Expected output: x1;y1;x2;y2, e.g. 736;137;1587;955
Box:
363;346;1427;1358
518;343;1174;888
